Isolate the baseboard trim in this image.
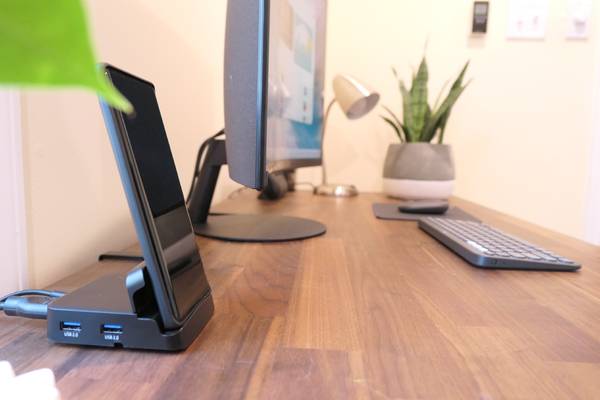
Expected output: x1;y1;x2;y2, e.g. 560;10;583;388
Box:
0;90;28;291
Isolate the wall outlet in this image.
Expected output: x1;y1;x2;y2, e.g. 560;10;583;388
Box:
567;0;592;39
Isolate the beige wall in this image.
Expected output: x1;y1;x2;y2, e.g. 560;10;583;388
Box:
299;0;598;241
21;0;235;287
21;0;598;286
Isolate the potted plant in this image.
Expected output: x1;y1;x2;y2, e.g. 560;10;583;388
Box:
381;56;470;200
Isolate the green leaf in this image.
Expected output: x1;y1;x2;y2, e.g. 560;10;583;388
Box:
438;79;471;143
381;116;404;142
446;61;470;102
0;0;132;113
399;81;414;142
422;81;469;143
382;106;402;128
430;61;470;143
434;62;470;143
408;56;429;141
382;106;405;142
433;79;450;111
437;111;450;144
398;122;411;142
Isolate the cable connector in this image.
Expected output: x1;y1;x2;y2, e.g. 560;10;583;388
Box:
2;297;50;320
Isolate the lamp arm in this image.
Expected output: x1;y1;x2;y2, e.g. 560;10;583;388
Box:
320;99;337;186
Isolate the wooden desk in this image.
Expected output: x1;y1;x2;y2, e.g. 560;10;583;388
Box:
1;192;599;399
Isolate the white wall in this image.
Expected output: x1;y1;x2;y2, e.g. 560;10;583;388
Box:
0;91;28;294
586;130;600;245
585;32;600;245
21;0;236;287
299;0;599;241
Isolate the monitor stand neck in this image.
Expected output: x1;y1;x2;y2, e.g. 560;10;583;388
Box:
187;139;227;226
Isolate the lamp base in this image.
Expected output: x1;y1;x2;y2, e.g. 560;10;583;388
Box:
314;184;359;197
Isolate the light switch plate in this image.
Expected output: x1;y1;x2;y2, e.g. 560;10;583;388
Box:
507;0;549;39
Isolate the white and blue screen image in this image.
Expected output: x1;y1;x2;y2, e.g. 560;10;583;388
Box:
266;0;325;165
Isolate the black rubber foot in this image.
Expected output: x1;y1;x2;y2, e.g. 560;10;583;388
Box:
193;214;326;242
99;251;144;262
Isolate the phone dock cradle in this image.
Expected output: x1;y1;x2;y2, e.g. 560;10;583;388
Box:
46;264;214;351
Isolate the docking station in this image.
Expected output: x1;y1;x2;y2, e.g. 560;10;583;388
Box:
47;264;214;351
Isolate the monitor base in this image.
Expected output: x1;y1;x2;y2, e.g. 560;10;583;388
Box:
194;214;326;242
99;251;144;262
99;214;327;262
314;183;359;197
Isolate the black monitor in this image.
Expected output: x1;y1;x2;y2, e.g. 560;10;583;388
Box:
184;0;327;242
223;0;326;187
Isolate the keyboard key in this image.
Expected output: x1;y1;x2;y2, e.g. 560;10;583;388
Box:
509;253;526;258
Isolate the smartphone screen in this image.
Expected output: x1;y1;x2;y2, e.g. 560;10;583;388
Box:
104;66;211;322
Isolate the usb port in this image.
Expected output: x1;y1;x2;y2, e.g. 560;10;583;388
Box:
101;324;123;335
60;322;82;332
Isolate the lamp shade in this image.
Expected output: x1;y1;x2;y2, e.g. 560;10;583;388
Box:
332;75;380;120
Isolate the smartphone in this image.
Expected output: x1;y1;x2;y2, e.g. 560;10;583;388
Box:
99;65;211;330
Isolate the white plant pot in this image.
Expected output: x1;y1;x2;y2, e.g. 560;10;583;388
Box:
382;178;455;200
382;143;455;200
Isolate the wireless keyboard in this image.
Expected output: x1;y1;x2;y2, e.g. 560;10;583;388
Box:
419;217;581;271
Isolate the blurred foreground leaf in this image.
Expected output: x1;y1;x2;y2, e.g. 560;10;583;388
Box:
0;0;132;112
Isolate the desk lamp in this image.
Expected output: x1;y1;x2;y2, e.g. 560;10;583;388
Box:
315;75;380;197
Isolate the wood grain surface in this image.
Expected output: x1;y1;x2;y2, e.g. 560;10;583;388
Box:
1;191;599;399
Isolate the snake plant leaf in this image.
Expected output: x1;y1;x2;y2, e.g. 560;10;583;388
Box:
399;122;413;143
433;79;450;111
436;62;470;143
381;116;404;142
453;61;470;90
382;106;406;142
443;62;470;107
436;109;451;144
408;57;429;141
422;82;469;143
424;104;432;130
437;79;471;143
382;105;402;128
399;81;414;142
0;0;132;113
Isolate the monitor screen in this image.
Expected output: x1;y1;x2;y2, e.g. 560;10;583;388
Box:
266;0;327;171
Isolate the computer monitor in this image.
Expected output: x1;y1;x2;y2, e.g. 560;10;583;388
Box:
184;0;327;242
